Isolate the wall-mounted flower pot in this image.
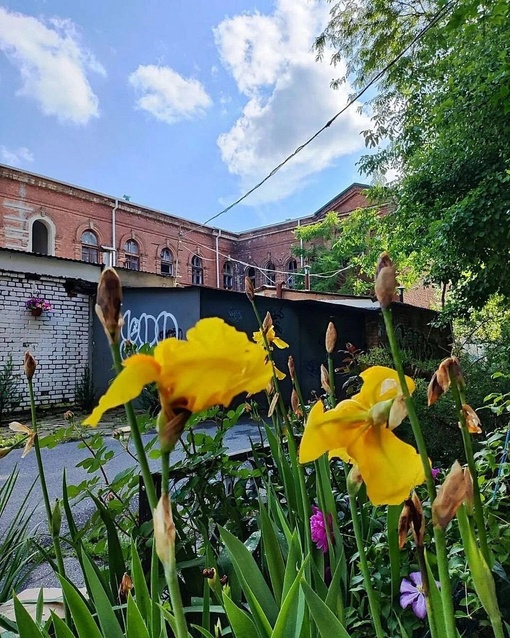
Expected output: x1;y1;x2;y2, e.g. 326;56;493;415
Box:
30;308;43;317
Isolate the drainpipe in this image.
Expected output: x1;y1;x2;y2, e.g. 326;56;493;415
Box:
304;264;311;291
215;229;222;288
111;198;119;266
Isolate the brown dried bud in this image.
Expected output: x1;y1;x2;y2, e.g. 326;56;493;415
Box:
291;389;302;416
262;311;273;333
220;575;228;586
432;461;468;529
24;351;37;381
96;268;123;344
153;493;175;565
157;409;191;454
118;572;133;601
325;321;337;354
288;356;296;382
63;410;75;421
320;364;331;394
398;501;412;549
461;404;482;434
435;356;465;395
202;567;216;580
244;276;255;301
427;372;443;406
268;392;279;418
374;252;396;309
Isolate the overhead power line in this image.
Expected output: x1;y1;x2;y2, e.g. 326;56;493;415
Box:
201;1;456;227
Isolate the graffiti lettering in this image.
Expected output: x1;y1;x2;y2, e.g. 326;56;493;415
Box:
120;309;180;358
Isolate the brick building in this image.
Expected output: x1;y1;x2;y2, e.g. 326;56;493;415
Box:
0;163;373;292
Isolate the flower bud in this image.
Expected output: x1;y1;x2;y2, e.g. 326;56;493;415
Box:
461;404;482;434
432;461;469;529
153;493;175;565
24;351;37;381
51;499;62;537
398;500;412;549
96;268;123;344
436;356;465;394
244;276;255;301
346;465;363;496
262;311;273;333
320;364;331;394
427;372;443;406
325;322;337;354
268;392;279;418
287;355;296;382
202;567;216;580
118;572;133;601
291;389;302;416
375;252;396;309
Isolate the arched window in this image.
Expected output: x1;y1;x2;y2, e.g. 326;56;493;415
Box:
191;255;203;285
32;220;50;255
160;248;174;276
125;239;140;271
266;261;276;286
287;258;298;289
81;230;99;263
223;262;233;290
245;266;256;290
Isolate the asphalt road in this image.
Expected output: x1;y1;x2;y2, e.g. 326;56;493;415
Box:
0;420;265;588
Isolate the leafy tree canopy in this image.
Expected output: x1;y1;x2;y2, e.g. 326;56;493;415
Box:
316;0;510;314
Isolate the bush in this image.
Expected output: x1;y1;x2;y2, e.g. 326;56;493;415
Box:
0;353;22;425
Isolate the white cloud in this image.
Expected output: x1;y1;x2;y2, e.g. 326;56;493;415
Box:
0;7;105;124
0;145;34;167
214;0;371;204
129;65;212;124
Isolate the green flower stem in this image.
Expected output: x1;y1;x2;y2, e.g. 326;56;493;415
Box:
163;532;188;638
448;375;491;567
327;353;337;409
346;473;385;638
382;307;457;637
161;450;170;496
28;378;69;625
110;343;158;511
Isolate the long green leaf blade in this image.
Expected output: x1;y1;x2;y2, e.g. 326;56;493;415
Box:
301;581;350;638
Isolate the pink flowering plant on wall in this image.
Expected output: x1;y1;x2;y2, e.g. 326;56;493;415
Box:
25;296;53;312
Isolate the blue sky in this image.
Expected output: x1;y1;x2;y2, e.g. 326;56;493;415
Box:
0;0;373;231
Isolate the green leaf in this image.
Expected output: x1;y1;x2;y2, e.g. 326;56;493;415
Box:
51;612;77;638
282;531;302;601
191;626;216;638
59;576;103;638
222;591;260;638
13;596;47;638
126;593;150;638
271;557;308;638
220;527;278;627
130;539;151;625
258;498;285;605
301;581;350;638
81;552;124;638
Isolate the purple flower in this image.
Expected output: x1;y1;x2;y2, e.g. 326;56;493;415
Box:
310;506;333;553
431;467;441;480
400;572;440;619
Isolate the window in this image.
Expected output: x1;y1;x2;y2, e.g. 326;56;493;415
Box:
32;220;50;255
245;266;256;290
287;258;298;288
223;261;233;290
125;239;140;270
160;248;174;276
266;261;276;286
191;255;203;285
81;230;99;263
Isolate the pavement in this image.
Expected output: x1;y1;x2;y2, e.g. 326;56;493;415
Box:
0;409;267;589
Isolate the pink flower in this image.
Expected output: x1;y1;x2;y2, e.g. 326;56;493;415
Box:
310;506;333;553
431;467;440;480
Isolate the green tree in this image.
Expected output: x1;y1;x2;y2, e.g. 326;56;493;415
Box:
293;206;418;294
317;0;510;314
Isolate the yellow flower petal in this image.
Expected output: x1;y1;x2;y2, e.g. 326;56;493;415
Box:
155;318;272;413
272;336;289;349
299;399;368;463
84;354;161;426
349;426;425;505
359;366;415;405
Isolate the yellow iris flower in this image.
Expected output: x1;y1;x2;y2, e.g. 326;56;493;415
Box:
84;318;272;427
252;325;289;350
299;366;425;505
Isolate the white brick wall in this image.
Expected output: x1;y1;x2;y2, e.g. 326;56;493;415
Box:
0;271;91;411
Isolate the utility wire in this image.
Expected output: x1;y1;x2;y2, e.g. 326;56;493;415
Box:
201;1;456;227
